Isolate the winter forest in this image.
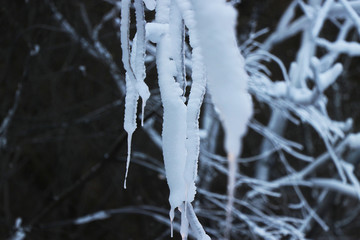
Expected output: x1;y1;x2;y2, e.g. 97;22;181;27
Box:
2;0;360;239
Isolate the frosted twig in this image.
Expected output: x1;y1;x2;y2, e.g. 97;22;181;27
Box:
8;218;26;240
338;0;360;35
312;0;334;38
247;138;349;199
0;83;22;149
317;39;360;56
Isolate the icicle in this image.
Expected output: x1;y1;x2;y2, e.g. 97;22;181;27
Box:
173;2;209;239
156;1;188;236
121;0;150;188
123;73;138;189
170;207;175;238
157;31;188;217
134;0;150;126
190;1;253;238
180;203;189;239
174;0;206;203
190;0;253;158
121;0;138;189
225;153;237;240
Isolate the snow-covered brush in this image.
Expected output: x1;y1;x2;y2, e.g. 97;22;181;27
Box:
120;0;360;239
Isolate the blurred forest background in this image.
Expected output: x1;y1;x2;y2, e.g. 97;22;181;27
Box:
1;0;360;239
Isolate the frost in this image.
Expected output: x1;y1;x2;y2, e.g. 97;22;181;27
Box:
121;0;150;188
348;133;360;149
269;81;287;97
78;65;86;75
145;23;168;43
191;0;253;157
134;0;150;125
119;0;359;239
317;39;360;56
121;0;136;189
143;0;156;11
74;211;110;225
315;60;343;92
174;0;206;205
188;0;253;238
10;218;25;240
30;44;40;56
121;0;252;238
156;32;188;218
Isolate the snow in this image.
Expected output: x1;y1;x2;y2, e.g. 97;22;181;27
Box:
121;0;151;188
145;23;168;43
155;0;188;229
312;0;334;38
269;81;287;97
318;62;343;92
348;133;360;149
10;218;25;240
157;33;187;216
338;0;360;35
121;0;136;189
30;44;40;56
157;33;188;234
317;39;360;56
175;0;206;204
191;0;253;157
169;2;186;92
123;73;138;189
186;202;211;240
151;1;211;238
75;211;110;225
190;1;253;238
143;0;156;11
116;0;360;239
78;65;86;75
134;0;150;126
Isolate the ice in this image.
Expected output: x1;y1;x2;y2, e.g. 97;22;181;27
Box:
123;73;138;189
75;211;110;225
10;218;25;240
312;0;334;38
121;0;136;188
174;0;206;204
186;202;211;240
145;22;168;43
170;1;186;91
134;0;150;125
191;0;253;238
191;0;253;157
121;0;150;188
143;0;156;11
348;133;360;149
318;63;343;92
155;0;188;221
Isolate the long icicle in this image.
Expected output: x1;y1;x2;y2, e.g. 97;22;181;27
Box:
190;0;253;238
174;1;209;239
169;2;192;238
121;0;150;189
155;0;188;236
174;0;206;204
121;0;138;189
